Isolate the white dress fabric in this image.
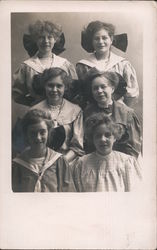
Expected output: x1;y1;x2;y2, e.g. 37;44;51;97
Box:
73;151;142;192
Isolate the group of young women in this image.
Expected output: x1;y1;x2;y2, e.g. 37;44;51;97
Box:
12;19;142;192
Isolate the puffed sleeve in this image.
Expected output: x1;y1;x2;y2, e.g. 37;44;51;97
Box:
73;158;83;192
114;109;142;158
12;162;21;192
126;110;142;158
12;64;35;106
56;156;76;192
69;110;84;156
63;59;78;80
121;60;139;98
76;63;91;80
12;64;28;100
121;156;142;191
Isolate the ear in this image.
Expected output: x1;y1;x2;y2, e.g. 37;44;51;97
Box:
110;35;114;43
111;87;115;94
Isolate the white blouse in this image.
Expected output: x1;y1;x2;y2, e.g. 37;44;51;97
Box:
73;151;142;192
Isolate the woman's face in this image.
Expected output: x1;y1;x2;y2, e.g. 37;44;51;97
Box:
92;76;114;106
92;29;113;55
93;124;115;156
36;31;56;55
45;75;65;105
27;121;49;150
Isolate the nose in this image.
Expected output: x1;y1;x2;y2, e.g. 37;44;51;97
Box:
98;37;103;44
101;135;107;142
44;36;49;43
97;87;103;93
36;132;42;141
52;86;57;92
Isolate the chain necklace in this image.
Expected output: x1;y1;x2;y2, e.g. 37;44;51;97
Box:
47;99;65;127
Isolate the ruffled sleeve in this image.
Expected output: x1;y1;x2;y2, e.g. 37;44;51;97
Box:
120;155;142;191
56;156;76;192
69;110;84;156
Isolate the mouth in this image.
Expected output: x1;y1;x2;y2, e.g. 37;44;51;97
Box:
98;95;107;99
97;46;106;49
99;144;109;148
49;93;59;97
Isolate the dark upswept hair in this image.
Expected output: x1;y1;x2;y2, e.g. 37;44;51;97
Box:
28;20;62;41
81;21;115;53
83;68;127;103
84;113;120;145
32;67;72;99
22;109;53;135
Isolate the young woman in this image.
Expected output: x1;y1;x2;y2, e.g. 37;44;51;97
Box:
12;109;76;192
73;113;142;192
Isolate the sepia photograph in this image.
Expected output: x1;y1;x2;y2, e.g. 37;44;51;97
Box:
11;11;143;193
0;1;156;249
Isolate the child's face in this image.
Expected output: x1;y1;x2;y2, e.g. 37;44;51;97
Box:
36;31;56;55
92;76;114;106
93;124;115;156
26;121;49;149
45;75;65;105
92;29;112;55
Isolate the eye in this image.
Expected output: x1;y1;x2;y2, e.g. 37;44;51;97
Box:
102;36;108;40
56;84;64;88
40;129;47;135
105;132;112;138
101;84;107;89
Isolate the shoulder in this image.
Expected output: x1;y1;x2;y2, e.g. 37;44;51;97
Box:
84;103;99;119
77;53;97;66
31;100;48;110
62;98;82;116
112;151;138;170
53;54;73;67
76;153;94;168
113;101;133;113
113;101;135;123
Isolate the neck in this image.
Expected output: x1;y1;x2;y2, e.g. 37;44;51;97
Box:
38;51;52;58
95;150;112;157
29;146;47;158
47;98;63;106
98;99;113;108
95;50;110;60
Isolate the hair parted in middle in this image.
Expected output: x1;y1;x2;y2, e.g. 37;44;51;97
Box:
81;20;115;53
83;68;127;102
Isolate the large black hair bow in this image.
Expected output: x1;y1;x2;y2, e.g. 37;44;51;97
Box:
23;32;66;57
